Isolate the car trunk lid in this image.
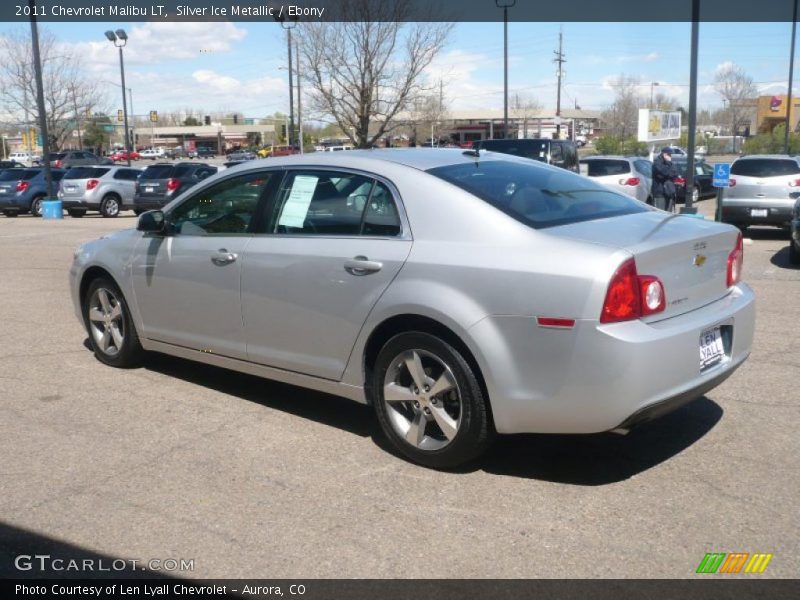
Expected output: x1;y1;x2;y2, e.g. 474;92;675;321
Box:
546;211;739;320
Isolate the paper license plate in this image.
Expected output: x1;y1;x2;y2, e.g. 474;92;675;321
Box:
699;327;725;369
750;208;768;217
145;186;154;193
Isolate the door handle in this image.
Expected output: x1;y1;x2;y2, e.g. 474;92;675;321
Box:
211;249;238;265
344;255;382;275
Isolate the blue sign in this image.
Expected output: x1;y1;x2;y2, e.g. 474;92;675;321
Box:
712;163;730;188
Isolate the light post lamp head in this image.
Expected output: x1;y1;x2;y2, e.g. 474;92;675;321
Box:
105;29;128;47
104;30;116;42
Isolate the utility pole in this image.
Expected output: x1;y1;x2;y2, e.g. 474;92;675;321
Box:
496;1;515;139
681;0;700;214
70;84;82;149
553;29;566;139
296;38;303;154
29;0;53;199
785;0;798;154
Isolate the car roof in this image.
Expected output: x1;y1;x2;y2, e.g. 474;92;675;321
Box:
734;154;798;160
581;155;639;160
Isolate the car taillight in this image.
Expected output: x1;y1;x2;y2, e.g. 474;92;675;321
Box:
619;177;640;186
600;258;666;323
86;179;100;191
675;176;686;186
727;232;744;287
15;180;29;193
166;178;180;192
54;160;62;168
789;179;800;187
728;178;736;187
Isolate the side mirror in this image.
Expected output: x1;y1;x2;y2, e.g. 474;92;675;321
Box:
137;210;167;234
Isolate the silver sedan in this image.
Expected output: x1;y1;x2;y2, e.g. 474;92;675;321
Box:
69;149;755;468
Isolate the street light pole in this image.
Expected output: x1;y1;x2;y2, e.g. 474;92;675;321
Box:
650;81;659;109
105;29;131;166
496;1;515;139
785;0;798;154
28;0;53;199
273;15;298;147
681;0;700;214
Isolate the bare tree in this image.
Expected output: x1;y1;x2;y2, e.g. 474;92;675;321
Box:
600;74;643;140
297;0;453;148
652;92;677;111
511;93;542;139
0;28;106;150
713;63;757;140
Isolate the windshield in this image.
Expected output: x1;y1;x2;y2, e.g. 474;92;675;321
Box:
427;160;648;229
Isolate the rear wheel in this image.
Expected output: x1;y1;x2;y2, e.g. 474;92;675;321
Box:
692;185;700;204
30;195;45;217
372;332;493;469
100;194;121;218
83;278;143;368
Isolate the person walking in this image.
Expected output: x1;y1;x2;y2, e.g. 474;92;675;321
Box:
652;147;679;212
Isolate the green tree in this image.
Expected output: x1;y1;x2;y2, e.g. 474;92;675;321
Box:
82;114;112;152
183;116;200;126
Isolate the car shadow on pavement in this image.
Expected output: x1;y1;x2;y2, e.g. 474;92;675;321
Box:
140;351;375;438
475;396;723;485
90;341;723;485
0;520;173;579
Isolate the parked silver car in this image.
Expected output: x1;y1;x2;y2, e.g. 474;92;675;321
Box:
580;156;653;203
722;155;800;231
69;149;755;468
58;165;142;218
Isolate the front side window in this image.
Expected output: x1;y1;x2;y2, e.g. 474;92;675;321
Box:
169;172;273;235
428;160;648;229
271;170;401;236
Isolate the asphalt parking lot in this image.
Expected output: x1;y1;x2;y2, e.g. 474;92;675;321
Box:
0;200;797;579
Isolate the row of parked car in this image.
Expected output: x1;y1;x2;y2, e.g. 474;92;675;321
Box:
0;161;218;218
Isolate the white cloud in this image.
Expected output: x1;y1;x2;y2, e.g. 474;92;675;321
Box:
617;52;659;63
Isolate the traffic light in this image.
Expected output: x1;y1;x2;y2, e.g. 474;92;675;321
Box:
21;130;28;147
204;115;211;125
30;128;36;147
233;114;239;125
117;110;124;122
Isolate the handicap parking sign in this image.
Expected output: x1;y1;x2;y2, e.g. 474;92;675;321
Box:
712;163;730;188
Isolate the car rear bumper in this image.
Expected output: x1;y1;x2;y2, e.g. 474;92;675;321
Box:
722;203;794;225
0;195;28;210
60;199;98;210
470;283;755;434
134;196;168;210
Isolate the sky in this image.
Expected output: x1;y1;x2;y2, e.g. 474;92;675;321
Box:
0;20;797;120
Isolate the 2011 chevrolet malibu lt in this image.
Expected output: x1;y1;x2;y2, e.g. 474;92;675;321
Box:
69;149;755;468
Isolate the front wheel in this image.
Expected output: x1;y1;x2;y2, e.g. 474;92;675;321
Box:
372;332;493;469
83;278;143;368
100;195;121;218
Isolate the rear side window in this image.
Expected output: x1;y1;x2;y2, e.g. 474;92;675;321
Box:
731;159;800;177
0;170;25;181
427;160;647;229
583;160;631;176
140;165;174;180
634;160;652;175
114;169;140;181
65;167;109;179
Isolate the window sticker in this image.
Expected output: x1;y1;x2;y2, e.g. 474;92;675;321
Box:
278;175;319;228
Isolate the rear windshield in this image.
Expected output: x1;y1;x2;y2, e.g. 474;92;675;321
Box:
49;153;66;160
64;167;110;179
427;160;648;229
0;169;28;181
140;165;174;180
731;159;800;177
582;159;631;176
477;140;549;162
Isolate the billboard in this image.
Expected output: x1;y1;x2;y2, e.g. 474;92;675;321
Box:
637;109;681;142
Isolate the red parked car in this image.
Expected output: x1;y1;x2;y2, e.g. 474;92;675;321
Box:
110;150;140;162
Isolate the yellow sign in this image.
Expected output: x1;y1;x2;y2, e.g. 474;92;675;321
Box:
117;110;124;122
149;110;158;123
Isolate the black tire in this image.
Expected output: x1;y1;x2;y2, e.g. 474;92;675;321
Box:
790;240;800;266
67;209;86;218
372;332;493;469
30;195;45;217
3;210;18;217
83;278;144;368
100;194;121;218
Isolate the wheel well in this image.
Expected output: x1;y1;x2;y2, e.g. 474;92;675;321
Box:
362;314;493;422
102;192;121;200
79;266;116;309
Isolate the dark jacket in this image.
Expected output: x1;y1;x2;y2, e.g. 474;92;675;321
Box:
652;155;679;197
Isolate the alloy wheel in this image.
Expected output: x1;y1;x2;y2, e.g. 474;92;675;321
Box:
103;197;120;217
382;349;462;451
87;288;125;356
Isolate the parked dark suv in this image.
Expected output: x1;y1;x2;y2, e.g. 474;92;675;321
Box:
134;162;217;213
50;151;112;168
473;138;580;172
0;168;66;216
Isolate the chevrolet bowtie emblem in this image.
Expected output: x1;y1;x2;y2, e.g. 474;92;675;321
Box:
693;254;707;267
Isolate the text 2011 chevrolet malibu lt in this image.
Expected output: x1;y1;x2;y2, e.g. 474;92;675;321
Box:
70;149;754;468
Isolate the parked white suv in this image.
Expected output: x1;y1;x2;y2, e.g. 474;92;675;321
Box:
8;151;36;165
139;148;165;160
